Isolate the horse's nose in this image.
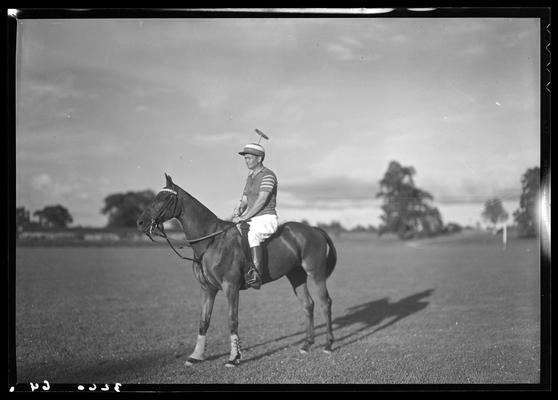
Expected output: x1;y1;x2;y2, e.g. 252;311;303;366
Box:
137;218;144;230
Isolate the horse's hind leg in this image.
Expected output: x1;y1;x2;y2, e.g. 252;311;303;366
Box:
313;279;334;353
287;267;315;354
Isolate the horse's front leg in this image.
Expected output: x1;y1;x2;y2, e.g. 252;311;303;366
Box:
185;286;218;366
223;281;242;367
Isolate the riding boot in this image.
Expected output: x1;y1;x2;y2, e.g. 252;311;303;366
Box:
246;245;263;289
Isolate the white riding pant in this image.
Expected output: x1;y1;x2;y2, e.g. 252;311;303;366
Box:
247;214;278;247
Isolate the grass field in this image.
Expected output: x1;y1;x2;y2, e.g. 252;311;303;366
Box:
14;231;541;386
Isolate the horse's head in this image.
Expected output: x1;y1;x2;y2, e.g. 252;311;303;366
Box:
136;173;181;240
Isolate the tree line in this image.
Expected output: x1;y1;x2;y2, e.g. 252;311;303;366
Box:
476;166;539;237
374;162;540;240
16;205;73;230
16;163;541;240
16;190;156;232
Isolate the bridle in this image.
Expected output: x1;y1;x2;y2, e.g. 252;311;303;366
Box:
145;187;241;263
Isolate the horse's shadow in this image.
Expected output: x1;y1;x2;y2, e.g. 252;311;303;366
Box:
330;288;434;348
205;288;435;363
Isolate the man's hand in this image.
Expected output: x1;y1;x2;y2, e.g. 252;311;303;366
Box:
232;216;243;224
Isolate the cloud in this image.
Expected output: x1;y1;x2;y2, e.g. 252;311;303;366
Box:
192;131;242;145
279;204;382;229
306;143;388;182
31;173;54;192
31;173;76;197
391;34;408;44
280;172;520;209
457;44;487;57
437;19;492;36
281;176;379;208
324;35;381;62
435;191;520;205
416;173;522;206
133;105;152;113
23;80;83;101
325;42;360;61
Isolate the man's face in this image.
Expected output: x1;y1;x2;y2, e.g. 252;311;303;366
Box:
244;154;261;170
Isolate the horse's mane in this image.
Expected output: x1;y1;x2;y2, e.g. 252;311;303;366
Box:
171;183;232;226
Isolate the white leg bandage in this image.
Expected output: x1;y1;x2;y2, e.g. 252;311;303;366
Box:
190;335;206;360
230;334;241;359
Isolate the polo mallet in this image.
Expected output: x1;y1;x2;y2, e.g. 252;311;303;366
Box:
255;128;269;143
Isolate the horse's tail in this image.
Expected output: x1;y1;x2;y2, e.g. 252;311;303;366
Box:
314;227;337;279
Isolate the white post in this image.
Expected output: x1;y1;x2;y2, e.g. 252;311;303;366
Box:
502;223;507;249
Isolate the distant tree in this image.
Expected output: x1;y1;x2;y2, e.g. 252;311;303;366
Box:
481;198;508;231
376;160;444;240
33;204;73;228
101;190;155;228
513;167;540;237
351;224;368;233
16;206;32;236
317;221;346;237
16;206;31;227
349;224;376;234
444;222;463;234
328;221;346;236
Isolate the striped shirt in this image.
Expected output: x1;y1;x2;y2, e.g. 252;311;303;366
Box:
243;166;278;216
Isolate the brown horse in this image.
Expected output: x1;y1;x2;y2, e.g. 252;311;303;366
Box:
136;173;337;367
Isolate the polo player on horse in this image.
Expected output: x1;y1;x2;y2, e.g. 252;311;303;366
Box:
232;142;278;290
136;135;337;365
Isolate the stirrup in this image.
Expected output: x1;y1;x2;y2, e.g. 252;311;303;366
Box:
245;268;262;289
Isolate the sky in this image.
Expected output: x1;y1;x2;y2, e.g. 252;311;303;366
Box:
14;14;541;229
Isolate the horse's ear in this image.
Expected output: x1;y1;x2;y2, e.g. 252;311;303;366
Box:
165;173;173;187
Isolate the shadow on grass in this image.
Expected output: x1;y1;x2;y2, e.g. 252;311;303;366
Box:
206;288;435;363
331;288;434;349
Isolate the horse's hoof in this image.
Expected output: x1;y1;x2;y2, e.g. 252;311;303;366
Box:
225;361;239;368
299;342;312;354
185;357;204;366
224;353;242;367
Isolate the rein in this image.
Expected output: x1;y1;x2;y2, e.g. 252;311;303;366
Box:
157;223;201;263
147;187;242;263
156;222;239;264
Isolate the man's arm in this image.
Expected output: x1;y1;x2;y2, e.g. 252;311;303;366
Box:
238;191;271;221
233;195;248;217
